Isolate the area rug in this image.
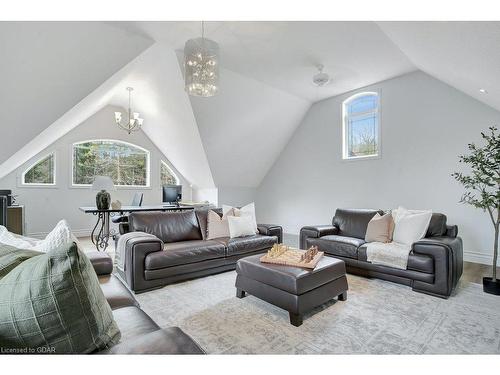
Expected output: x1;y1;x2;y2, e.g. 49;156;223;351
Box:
135;271;500;354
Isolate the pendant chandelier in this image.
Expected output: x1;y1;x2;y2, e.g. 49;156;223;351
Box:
184;21;219;97
115;87;143;134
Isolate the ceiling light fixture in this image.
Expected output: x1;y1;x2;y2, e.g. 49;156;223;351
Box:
479;88;488;94
184;21;219;97
115;87;143;134
313;64;331;87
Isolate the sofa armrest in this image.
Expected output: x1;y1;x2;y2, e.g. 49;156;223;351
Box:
411;236;463;298
257;224;283;243
299;225;339;249
118;232;163;292
105;327;205;354
86;251;113;276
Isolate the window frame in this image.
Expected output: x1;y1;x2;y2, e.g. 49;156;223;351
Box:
21;152;57;187
160;160;180;187
71;139;151;189
342;91;381;161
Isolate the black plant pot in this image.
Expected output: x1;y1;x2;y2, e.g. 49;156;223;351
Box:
483;277;500;295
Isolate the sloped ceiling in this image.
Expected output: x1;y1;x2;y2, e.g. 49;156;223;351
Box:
376;22;500;112
0;42;215;189
188;67;310;187
114;21;417;102
0;22;152;164
2;21;500;192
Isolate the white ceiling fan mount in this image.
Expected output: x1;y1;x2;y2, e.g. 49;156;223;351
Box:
312;64;331;87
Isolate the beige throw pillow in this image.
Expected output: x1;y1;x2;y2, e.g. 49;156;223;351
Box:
207;210;233;239
365;213;394;243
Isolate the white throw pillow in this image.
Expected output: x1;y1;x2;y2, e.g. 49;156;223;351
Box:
207;210;234;239
0;225;41;249
223;203;258;234
227;216;255;238
34;220;80;253
392;207;432;245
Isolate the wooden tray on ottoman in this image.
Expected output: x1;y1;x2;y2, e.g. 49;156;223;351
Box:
260;247;324;269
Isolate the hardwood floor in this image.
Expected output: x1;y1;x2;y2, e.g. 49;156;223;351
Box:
462;261;500;284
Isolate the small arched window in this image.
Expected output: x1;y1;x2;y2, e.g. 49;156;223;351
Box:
342;92;380;160
160;160;179;186
72;140;150;186
22;153;56;185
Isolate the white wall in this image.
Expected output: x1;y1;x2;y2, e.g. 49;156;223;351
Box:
189;66;310;188
256;71;500;264
218;187;257;207
0;105;191;237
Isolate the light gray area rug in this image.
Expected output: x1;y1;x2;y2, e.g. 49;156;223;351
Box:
135;271;500;354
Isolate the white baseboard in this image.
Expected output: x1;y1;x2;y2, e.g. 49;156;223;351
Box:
27;228;93;239
463;251;493;265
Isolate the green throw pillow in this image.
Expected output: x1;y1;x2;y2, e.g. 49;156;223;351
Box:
0;243;42;280
0;242;121;353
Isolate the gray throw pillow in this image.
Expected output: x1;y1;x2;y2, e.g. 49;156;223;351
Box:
0;243;42;280
0;242;121;353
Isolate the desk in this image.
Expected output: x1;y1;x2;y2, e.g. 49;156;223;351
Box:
79;205;194;251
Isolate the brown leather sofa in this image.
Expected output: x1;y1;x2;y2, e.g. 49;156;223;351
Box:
300;208;463;298
116;208;282;293
87;251;204;354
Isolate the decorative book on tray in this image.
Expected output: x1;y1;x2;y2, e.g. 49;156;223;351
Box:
260;244;324;269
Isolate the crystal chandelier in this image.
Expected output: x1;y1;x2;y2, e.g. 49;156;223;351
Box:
115;87;143;134
184;21;219;97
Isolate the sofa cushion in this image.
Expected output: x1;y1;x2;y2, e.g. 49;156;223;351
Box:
0;243;41;280
112;306;159;342
145;240;226;269
107;327;205;354
333;208;381;239
129;210;202;243
358;245;434;274
306;235;365;259
216;234;277;257
99;274;138;310
0;243;121;353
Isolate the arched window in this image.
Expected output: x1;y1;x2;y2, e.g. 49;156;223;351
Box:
72;140;150;187
342;92;380;159
160;160;179;186
22;153;56;185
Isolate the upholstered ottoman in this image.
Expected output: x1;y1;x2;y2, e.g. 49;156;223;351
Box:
235;254;348;326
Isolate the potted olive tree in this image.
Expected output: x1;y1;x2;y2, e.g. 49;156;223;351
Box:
453;126;500;295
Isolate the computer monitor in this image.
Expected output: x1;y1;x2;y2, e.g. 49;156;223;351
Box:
162;185;182;205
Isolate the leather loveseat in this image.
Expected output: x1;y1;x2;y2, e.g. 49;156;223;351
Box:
87;251;204;354
300;209;463;298
116;208;282;293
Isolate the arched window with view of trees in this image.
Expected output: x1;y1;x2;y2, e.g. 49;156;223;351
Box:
160;160;179;186
342;92;380;160
22;153;56;185
72;140;150;186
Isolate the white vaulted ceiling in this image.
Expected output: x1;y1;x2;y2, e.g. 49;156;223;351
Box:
0;22;152;164
1;21;500;191
114;21;417;102
376;21;500;112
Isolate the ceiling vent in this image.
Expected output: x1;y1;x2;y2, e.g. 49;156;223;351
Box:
312;64;331;87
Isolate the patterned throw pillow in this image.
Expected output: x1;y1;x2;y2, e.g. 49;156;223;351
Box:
0;243;121;353
0;243;42;280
